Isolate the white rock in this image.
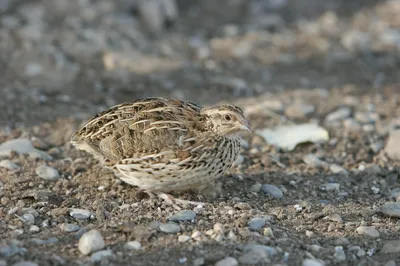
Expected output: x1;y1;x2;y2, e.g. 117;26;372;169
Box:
385;130;400;160
0;138;51;160
303;154;328;168
380;202;400;218
0;160;19;170
70;209;92;220
256;123;329;151
329;164;348;175
320;183;340;191
381;240;400;253
159;223;180;233
60;223;80;232
325;107;351;122
124;241;141;251
24;62;43;77
215;257;239;266
303;259;325;266
356;226;380;238
35;165;60;181
21;213;35;224
78;229;105;255
261;184;283;198
29;225;40;233
178;235;191;243
333;246;346;262
168;210;196;222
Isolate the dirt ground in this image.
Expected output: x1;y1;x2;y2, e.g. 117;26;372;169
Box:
1;0;400;265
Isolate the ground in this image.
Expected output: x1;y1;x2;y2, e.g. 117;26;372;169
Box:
1;0;400;265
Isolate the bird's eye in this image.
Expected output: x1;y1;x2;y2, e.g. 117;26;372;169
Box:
224;114;231;121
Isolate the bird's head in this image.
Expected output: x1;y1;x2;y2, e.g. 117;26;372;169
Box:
201;104;251;138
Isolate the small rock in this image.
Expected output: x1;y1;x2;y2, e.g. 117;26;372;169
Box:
0;138;51;160
193;257;205;266
263;227;274;237
0;160;19;170
305;230;314;238
29;225;40;233
285;103;315;119
260;184;283;198
233;155;244;166
242;244;277;257
380;202;400;218
90;250;112;262
320;183;340;191
60;223;80;232
334;238;350;246
385;130;400;160
213;223;224;233
24;62;43;77
333;246;346;262
302;259;325;266
249;183;262;192
381;240;400;254
35;165;60;181
356;249;366;257
325;213;343;223
303;154;328;168
310;244;322;253
124;241;141;251
329;164;348;175
29;238;58;245
178;235;191;243
168;210;196;222
247;217;266;231
356;226;380;238
70;209;92;220
159;223;180;234
21;213;35;224
325;107;351;123
78;230;105;255
215;257;239;266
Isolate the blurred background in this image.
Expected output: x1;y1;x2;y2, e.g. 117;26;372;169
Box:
0;0;399;128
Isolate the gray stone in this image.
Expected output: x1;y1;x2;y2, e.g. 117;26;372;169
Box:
35;165;60;181
168;210;196;222
325;107;351;122
21;213;35;224
320;183;340;191
11;262;38;266
356;226;379;238
303;154;328;168
60;223;80;232
78;230;105;255
242;244;277;257
215;257;239;266
0;138;51;160
178;235;191;243
333;246;346;262
90;250;112;262
29;238;58;245
261;184;283;198
380;202;400;218
329;164;348;175
0;160;19;170
247;217;266;231
381;240;400;254
159;223;180;233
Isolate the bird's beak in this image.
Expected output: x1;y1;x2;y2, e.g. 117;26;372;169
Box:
240;120;251;132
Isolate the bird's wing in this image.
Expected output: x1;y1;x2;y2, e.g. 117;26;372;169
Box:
70;98;205;162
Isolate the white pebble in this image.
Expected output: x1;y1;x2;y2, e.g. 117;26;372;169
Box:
124;241;141;251
29;225;40;233
70;209;92;220
90;250;112;262
215;257;239;266
78;229;105;255
0;160;19;170
159;223;181;233
178;235;191;243
35;165;60;181
303;259;325;266
356;226;380;238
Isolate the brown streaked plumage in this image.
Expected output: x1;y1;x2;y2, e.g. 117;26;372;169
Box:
70;97;250;206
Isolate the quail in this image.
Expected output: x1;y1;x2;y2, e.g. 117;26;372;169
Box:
70;97;250;206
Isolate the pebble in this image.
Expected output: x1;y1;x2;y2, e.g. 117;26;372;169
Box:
78;230;105;255
11;262;38;266
247;217;266;231
263;227;274;237
215;257;239;266
60;223;80;232
193;257;205;266
168;210;196;222
380;202;400;218
305;230;314;238
238;250;269;265
29;225;40;233
260;184;283;198
213;223;224;233
356;249;366;257
90;250;112;262
70;208;92;220
334;238;350;246
325;213;343;223
356;226;379;238
242;244;277;257
329;164;348;175
333;246;346;262
385;130;400;160
0;160;19;170
381;240;400;253
302;259;325;266
178;235;191;243
320;183;340;191
30;238;58;245
124;241;141;251
35;165;60;181
249;183;262;193
285;103;315;119
0;138;51;160
159;223;181;233
303;154;328;168
325;107;351;122
21;213;35;224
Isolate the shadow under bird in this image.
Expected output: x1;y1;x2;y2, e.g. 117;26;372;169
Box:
70;97;251;206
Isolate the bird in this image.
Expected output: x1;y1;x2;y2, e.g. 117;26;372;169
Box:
70;97;250;207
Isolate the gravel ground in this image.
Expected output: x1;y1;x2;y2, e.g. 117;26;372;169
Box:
1;0;400;265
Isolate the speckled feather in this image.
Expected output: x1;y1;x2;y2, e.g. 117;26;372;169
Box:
71;97;248;193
